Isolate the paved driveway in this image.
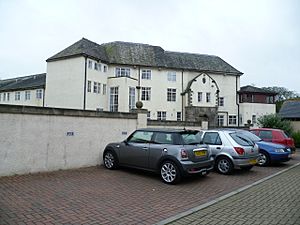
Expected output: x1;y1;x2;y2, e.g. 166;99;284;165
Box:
0;154;299;225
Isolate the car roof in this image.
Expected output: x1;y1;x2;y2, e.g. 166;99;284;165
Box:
136;128;200;133
204;128;249;133
250;128;283;132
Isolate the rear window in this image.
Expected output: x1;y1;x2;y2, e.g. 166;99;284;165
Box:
258;130;273;139
180;131;203;145
229;132;255;146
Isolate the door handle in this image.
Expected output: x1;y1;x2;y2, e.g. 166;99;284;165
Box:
216;147;221;150
142;147;148;151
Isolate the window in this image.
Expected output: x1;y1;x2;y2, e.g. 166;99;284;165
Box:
147;111;151;120
239;115;243;125
141;87;151;101
217;115;224;127
128;131;153;143
98;63;102;71
110;87;119;112
258;130;273;139
129;87;135;110
252;115;257;124
36;89;43;99
167;71;176;82
15;92;21;101
141;69;151;80
229;115;237;125
0;93;1;101
93;82;101;94
267;96;274;104
87;81;92;93
94;62;99;71
203;132;222;145
103;65;108;72
218;97;224;106
88;60;93;69
7;93;10;101
198;92;202;102
206;92;211;103
153;132;174;144
230;132;254;146
25;91;30;100
115;67;130;77
3;93;6;101
102;84;107;95
167;88;176;102
157;111;166;120
177;112;182;121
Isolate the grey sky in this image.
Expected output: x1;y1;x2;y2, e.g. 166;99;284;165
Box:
0;0;299;93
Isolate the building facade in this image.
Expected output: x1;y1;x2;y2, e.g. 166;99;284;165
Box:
0;38;276;127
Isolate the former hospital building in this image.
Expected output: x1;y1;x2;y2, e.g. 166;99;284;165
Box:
0;38;276;127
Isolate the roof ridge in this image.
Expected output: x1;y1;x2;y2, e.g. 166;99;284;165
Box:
0;73;46;82
165;50;217;57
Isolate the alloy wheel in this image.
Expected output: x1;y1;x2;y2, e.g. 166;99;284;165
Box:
218;158;231;174
161;162;177;183
257;153;267;166
104;152;115;169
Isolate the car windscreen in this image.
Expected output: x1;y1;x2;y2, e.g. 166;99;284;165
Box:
229;132;256;146
180;131;203;145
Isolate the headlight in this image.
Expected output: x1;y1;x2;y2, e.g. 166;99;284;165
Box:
286;148;291;152
274;148;285;153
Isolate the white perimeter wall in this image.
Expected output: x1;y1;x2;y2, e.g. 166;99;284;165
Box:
0;112;137;176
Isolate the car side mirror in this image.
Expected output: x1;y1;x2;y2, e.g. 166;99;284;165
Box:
124;140;129;145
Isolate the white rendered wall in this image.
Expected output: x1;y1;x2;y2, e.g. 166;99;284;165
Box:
0;112;137;176
45;57;85;109
0;89;44;107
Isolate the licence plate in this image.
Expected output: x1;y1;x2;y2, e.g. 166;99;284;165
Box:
194;150;207;157
249;159;257;165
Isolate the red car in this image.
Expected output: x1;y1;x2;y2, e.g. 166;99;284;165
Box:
250;128;295;153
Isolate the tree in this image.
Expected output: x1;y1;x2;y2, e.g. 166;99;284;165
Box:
257;114;293;135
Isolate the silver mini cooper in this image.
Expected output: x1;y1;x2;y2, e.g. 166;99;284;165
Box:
103;128;214;184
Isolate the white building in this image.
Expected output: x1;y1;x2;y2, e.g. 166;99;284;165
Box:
0;38;276;127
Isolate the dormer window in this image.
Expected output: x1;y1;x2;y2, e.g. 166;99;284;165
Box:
116;67;130;77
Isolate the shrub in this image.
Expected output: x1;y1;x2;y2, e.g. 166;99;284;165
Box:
257;114;293;135
292;131;300;148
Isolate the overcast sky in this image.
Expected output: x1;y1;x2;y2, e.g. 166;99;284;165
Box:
0;0;299;93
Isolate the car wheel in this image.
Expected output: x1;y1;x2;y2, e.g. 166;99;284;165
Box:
103;150;119;170
216;156;233;175
160;161;181;184
257;151;270;166
240;165;253;171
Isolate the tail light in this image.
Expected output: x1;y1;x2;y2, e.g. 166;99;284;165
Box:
181;149;188;159
234;147;245;155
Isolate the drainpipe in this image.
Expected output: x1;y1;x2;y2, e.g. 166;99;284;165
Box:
83;57;87;110
236;76;240;126
181;70;184;121
42;87;45;107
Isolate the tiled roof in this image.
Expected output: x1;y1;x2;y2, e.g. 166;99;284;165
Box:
0;73;46;92
47;38;242;75
238;85;277;95
279;100;300;119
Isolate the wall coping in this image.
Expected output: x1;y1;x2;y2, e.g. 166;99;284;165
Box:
147;120;201;127
0;104;137;119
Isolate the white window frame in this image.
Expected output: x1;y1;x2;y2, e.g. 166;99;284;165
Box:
129;87;135;110
15;92;21;101
217;115;224;127
93;82;101;94
229;115;237;125
141;69;151;80
206;92;211;103
87;81;92;93
25;91;31;101
102;84;107;95
141;87;151;101
7;93;10;101
115;67;130;77
167;88;176;102
3;93;6;101
198;92;202;102
103;65;108;72
177;112;182;121
157;111;167;120
218;97;224;106
167;71;176;82
110;87;119;112
88;60;93;69
36;89;43;99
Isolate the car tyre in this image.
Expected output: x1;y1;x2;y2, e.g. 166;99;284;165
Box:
257;151;270;167
215;156;233;175
103;150;119;170
160;161;181;184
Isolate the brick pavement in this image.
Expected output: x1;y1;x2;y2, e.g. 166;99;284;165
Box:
164;163;300;225
0;154;299;225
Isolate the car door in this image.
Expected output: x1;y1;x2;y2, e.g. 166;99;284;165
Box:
119;130;153;169
202;132;223;157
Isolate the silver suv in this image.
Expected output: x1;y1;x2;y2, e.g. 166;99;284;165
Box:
103;128;214;184
201;129;259;174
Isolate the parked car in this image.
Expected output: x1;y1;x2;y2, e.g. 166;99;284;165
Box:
103;128;214;184
201;129;259;174
238;130;292;166
250;128;295;153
